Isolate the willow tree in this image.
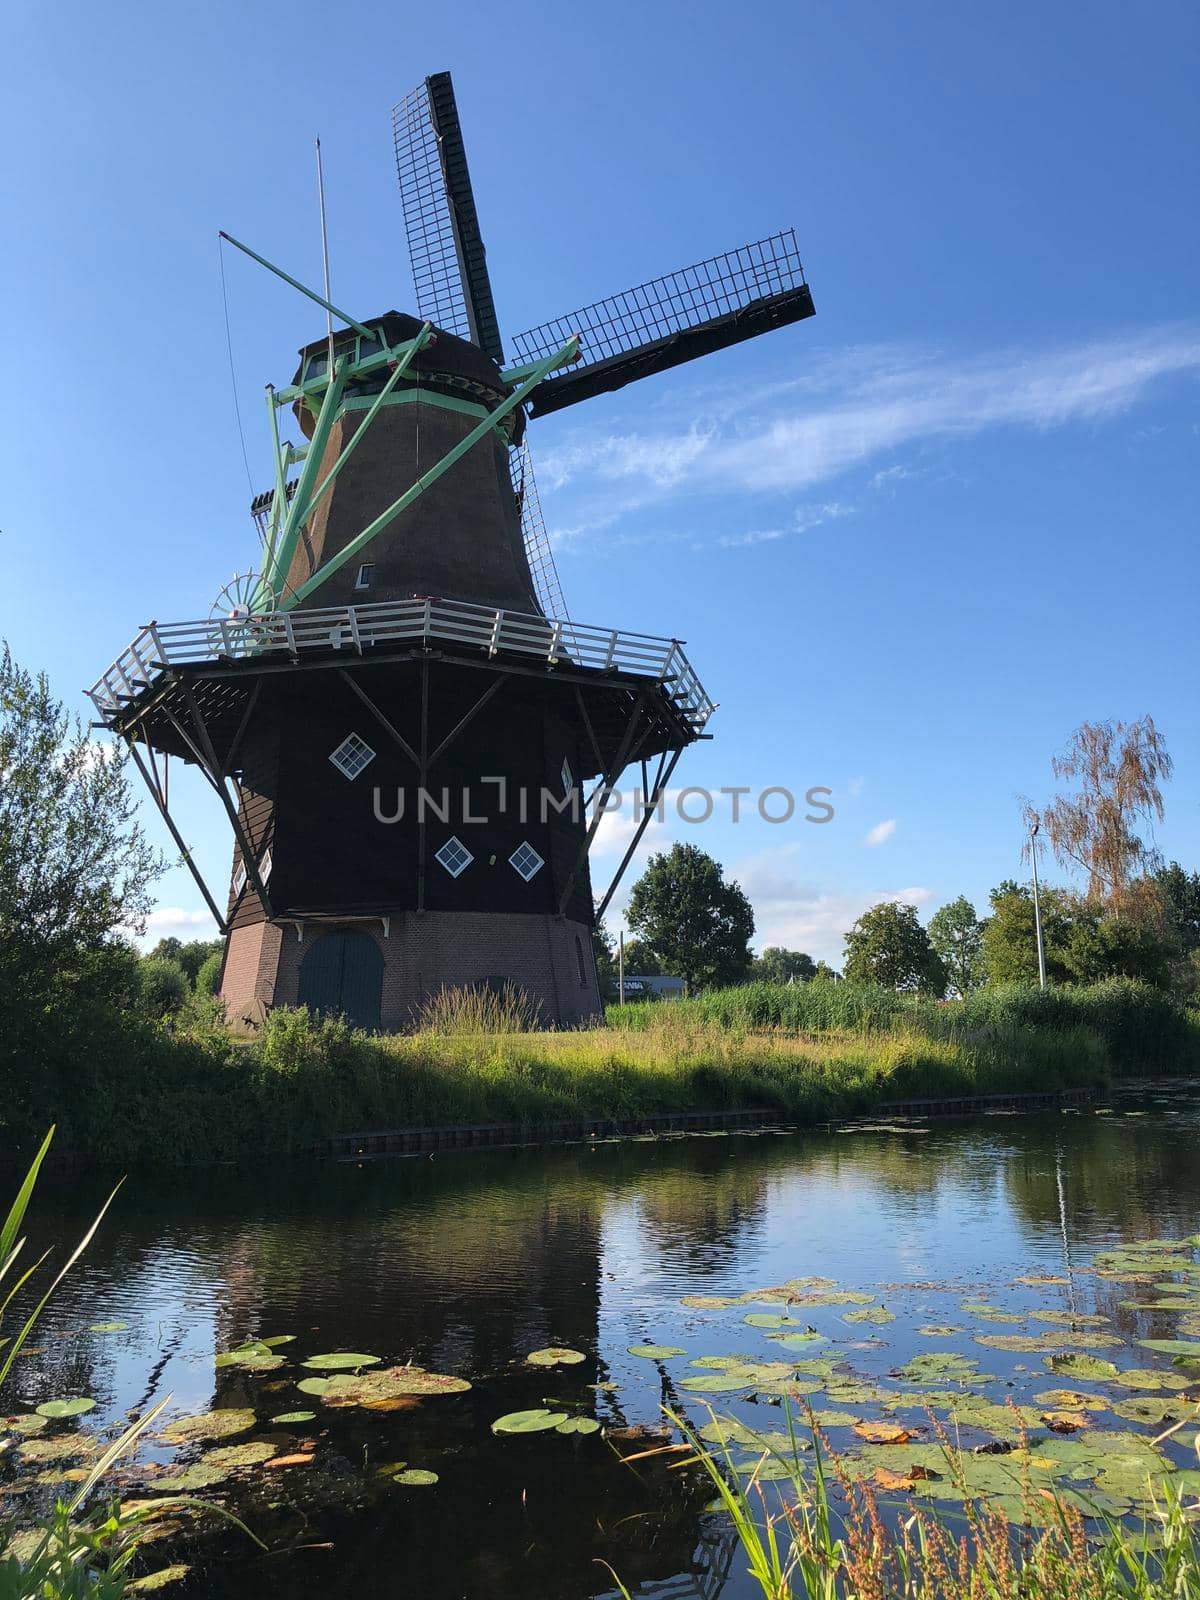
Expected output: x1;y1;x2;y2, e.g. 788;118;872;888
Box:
1024;716;1172;916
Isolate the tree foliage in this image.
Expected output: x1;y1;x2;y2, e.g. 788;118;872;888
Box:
982;881;1175;989
750;947;817;985
0;645;160;966
138;956;189;1016
842;902;945;995
626;844;754;992
148;937;223;987
1024;716;1172;915
927;896;985;996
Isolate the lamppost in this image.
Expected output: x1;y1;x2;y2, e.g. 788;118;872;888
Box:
1030;821;1047;991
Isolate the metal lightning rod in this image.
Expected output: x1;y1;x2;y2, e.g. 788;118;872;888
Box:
315;137;335;390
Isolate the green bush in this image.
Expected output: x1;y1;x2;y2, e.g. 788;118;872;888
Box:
136;956;188;1017
194;949;222;996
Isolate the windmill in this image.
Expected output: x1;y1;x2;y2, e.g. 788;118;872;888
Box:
88;71;815;1030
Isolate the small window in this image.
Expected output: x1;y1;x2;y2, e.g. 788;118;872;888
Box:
354;563;375;591
509;840;544;882
232;860;248;897
329;732;376;781
575;933;588;986
260;847;273;886
435;836;474;878
560;756;574;797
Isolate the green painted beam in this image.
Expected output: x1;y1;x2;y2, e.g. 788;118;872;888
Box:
219;231;373;338
282;336;579;610
263;359;350;603
301;323;433;528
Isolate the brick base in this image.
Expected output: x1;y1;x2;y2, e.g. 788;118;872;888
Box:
219;912;603;1030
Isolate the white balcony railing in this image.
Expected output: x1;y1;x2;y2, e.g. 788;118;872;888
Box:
88;595;715;736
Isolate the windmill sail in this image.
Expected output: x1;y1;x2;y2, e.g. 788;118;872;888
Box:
509;439;569;622
391;73;504;363
511;230;813;417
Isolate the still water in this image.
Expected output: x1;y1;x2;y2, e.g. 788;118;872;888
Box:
10;1084;1200;1598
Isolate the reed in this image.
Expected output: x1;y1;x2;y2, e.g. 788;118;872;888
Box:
634;1409;1200;1600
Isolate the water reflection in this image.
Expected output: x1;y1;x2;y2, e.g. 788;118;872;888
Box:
9;1087;1200;1598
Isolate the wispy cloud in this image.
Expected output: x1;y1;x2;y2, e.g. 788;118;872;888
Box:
864;818;896;847
539;326;1200;507
717;500;856;549
731;844;933;964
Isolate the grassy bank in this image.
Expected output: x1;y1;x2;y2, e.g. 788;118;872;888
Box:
6;977;1197;1166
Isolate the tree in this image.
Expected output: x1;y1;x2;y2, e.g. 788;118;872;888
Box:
811;960;842;983
982;880;1175;988
1024;716;1172;916
927;897;985;997
0;645;160;968
195;950;223;996
622;939;663;977
842;902;946;995
150;937;222;987
626;843;754;992
138;956;188;1016
750;947;817;985
1153;862;1200;955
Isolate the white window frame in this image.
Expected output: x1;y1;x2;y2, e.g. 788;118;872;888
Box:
259;847;273;886
354;562;375;591
435;835;474;879
329;732;377;781
509;840;545;882
232;860;248;897
560;755;574;797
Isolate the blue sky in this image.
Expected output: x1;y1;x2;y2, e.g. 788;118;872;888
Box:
4;0;1197;963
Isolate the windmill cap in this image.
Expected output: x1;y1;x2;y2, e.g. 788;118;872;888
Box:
292;311;501;393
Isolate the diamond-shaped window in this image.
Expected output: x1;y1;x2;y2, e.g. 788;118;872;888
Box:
509;840;545;882
435;836;474;879
329;732;376;781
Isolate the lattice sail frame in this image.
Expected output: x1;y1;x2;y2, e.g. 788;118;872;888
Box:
511;230;808;374
509;439;569;622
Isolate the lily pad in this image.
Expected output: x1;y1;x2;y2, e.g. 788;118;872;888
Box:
1113;1369;1190;1391
393;1468;438;1485
1043;1354;1119;1381
1034;1390;1110;1412
204;1441;277;1470
767;1331;827;1348
296;1376;331;1396
1112;1396;1185;1424
129;1567;190;1592
744;1313;808;1330
162;1409;256;1444
680;1372;757;1392
627;1345;685;1360
1138;1339;1200;1357
2;1414;48;1436
555;1417;601;1434
89;1321;129;1334
18;1435;96;1461
320;1367;471;1404
214;1341;285;1372
918;1326;963;1337
680;1295;742;1309
270;1411;316;1424
843;1307;895;1325
302;1352;381;1371
492;1408;569;1434
526;1347;586;1367
1030;1310;1110;1327
35;1398;95;1419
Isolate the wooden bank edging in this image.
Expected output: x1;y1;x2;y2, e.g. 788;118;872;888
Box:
330;1084;1099;1161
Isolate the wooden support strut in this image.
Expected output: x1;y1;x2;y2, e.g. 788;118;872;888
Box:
556;693;650;918
178;680;274;921
123;731;229;934
595;745;683;922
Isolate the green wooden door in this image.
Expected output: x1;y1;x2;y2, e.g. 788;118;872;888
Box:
297;930;383;1032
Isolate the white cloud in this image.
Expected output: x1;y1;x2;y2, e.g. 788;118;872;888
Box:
135;906;219;948
731;844;933;964
864;818;896;847
539;326;1200;508
846;776;865;798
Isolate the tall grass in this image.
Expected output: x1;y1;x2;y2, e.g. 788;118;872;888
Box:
628;1409;1200;1600
11;980;1198;1166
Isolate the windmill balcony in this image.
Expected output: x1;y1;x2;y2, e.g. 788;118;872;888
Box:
88;594;715;738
